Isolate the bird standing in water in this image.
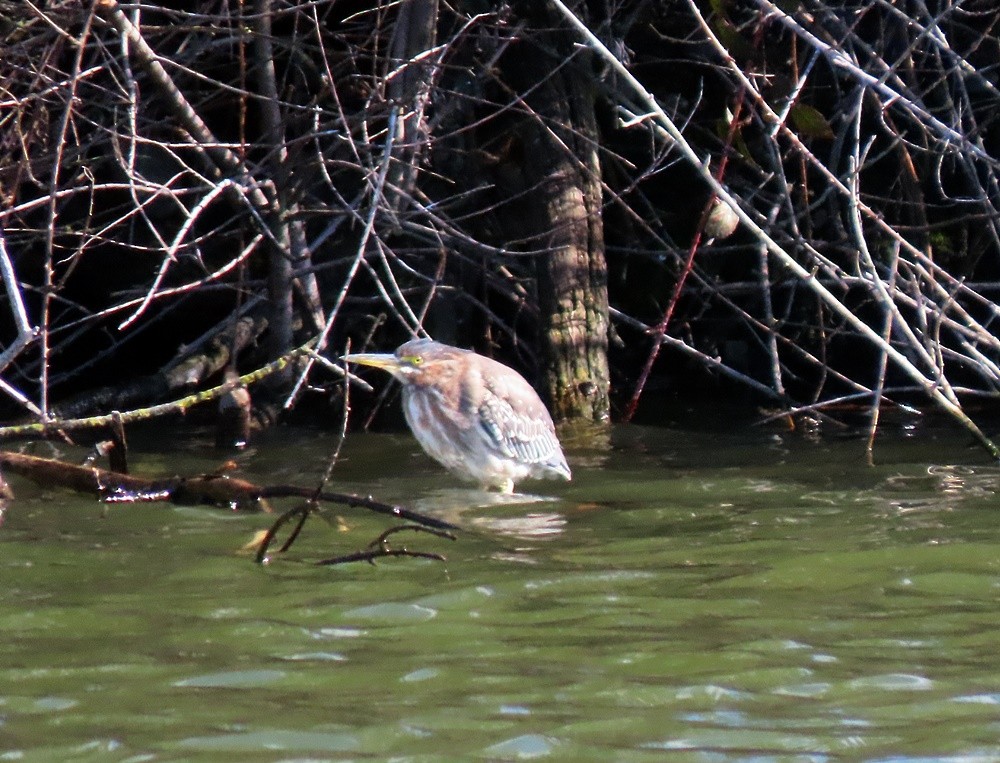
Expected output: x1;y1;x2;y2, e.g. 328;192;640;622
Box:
342;339;571;493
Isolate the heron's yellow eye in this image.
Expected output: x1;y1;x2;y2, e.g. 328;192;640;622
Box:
406;355;422;366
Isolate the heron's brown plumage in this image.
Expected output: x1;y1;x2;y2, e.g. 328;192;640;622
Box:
343;339;570;492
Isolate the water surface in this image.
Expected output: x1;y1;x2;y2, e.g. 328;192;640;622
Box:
2;421;999;760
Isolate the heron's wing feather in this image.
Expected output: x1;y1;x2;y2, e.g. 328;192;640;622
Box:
476;392;563;465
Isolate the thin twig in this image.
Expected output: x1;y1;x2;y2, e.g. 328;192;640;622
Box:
315;524;455;566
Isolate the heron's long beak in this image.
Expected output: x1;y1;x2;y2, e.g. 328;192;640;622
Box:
340;352;404;379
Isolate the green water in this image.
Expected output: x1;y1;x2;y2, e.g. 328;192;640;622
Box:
2;422;999;761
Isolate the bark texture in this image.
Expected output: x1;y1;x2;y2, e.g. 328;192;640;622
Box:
516;35;611;423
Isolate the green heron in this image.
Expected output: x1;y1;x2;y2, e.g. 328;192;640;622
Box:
343;339;571;493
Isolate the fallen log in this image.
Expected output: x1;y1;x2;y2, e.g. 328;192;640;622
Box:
0;450;458;531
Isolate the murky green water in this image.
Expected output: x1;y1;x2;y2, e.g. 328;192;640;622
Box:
2;420;999;761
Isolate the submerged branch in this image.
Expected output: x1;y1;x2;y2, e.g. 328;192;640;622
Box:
0;450;458;532
315;524;454;566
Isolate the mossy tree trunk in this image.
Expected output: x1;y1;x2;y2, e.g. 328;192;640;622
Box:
513;22;611;423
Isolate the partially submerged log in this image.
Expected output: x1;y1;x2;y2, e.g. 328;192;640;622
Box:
0;450;457;531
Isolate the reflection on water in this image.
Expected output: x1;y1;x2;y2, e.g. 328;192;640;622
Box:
2;422;1000;760
413;488;567;540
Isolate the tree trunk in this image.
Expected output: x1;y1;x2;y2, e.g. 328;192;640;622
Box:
386;0;438;214
515;28;611;423
253;0;325;362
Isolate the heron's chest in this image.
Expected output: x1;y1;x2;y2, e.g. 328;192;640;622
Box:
403;376;482;426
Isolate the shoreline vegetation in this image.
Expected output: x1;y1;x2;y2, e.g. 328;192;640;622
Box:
1;1;999;460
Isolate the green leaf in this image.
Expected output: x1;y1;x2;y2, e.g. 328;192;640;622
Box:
789;103;835;139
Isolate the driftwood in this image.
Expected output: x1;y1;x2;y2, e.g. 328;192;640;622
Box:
0;450;269;509
0;450;456;528
0;450;458;564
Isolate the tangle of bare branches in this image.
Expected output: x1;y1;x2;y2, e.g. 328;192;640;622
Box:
0;0;998;457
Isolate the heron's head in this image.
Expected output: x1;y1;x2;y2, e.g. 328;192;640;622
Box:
342;339;464;386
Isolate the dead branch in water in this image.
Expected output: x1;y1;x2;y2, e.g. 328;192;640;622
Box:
0;449;457;531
